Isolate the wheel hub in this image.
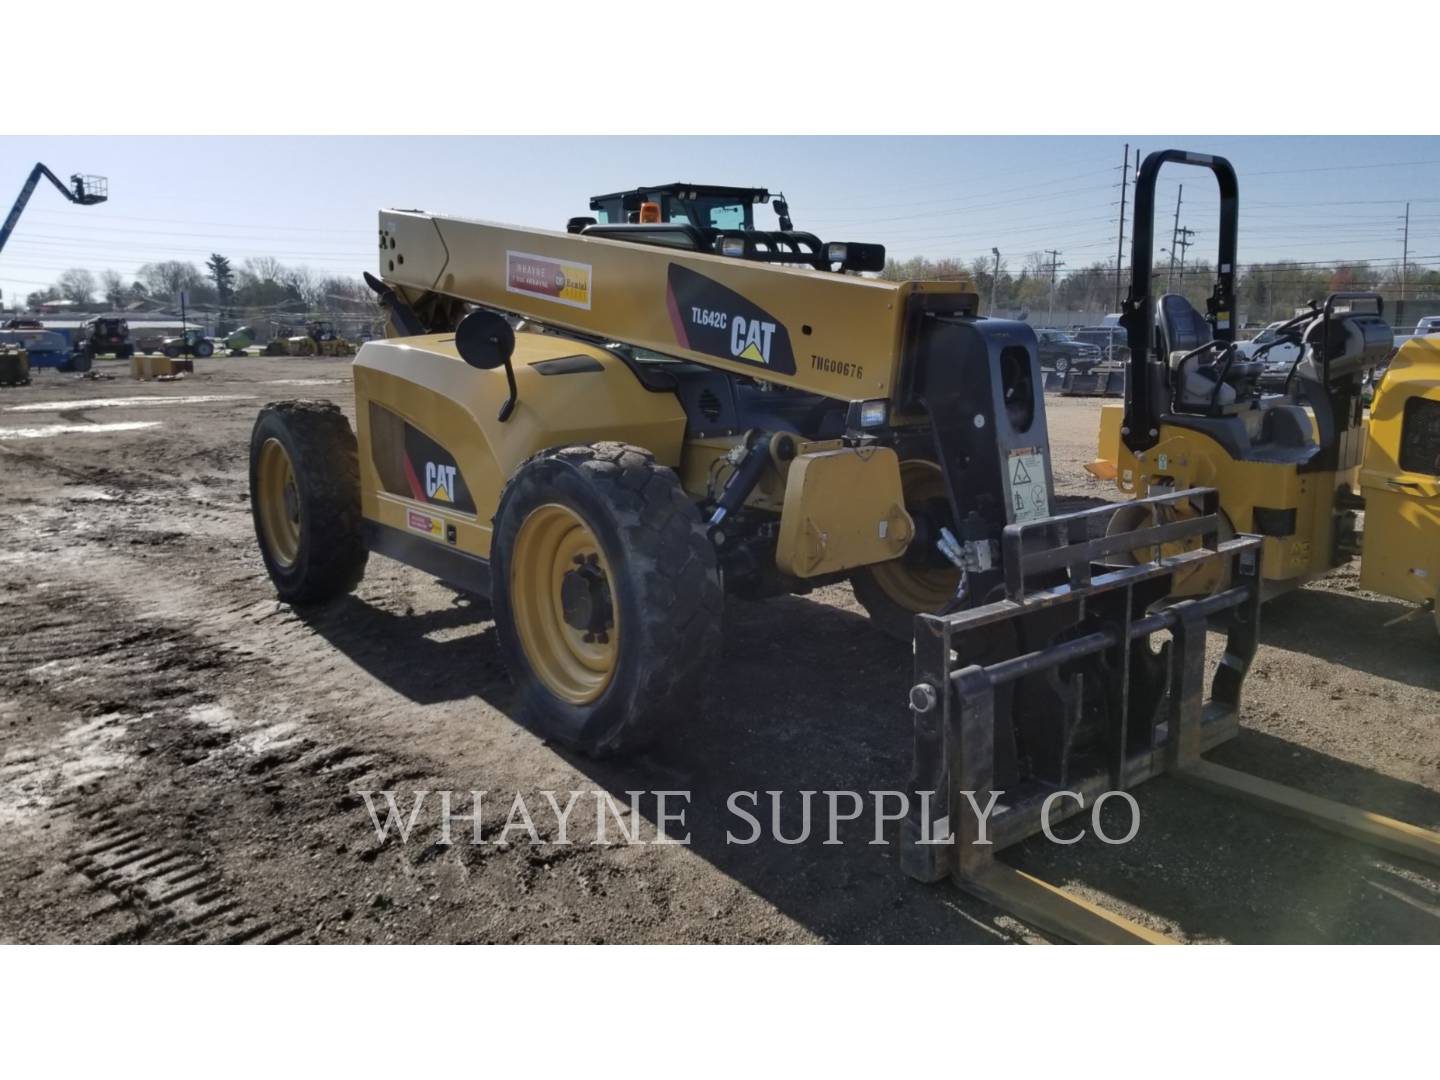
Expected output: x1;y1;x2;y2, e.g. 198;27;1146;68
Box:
560;554;614;642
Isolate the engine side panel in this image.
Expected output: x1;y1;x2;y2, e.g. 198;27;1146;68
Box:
354;333;686;560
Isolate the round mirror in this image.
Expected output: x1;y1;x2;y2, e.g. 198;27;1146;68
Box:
455;309;515;371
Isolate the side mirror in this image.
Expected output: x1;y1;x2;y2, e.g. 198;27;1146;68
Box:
455;309;519;421
772;198;793;231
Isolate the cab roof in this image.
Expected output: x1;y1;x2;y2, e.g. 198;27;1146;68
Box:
589;183;771;210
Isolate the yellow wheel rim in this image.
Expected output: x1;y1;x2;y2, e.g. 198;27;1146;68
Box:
867;460;962;613
256;437;301;568
510;503;619;705
1105;499;1232;596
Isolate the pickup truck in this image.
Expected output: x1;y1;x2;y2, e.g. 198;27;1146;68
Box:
1034;328;1103;375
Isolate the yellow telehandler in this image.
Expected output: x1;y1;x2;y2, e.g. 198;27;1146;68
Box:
245;163;1440;942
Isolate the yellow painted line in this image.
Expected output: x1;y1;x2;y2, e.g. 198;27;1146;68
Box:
964;863;1176;945
1179;759;1440;867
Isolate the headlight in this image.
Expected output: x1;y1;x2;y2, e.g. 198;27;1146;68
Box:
825;242;848;265
719;236;747;258
858;399;888;428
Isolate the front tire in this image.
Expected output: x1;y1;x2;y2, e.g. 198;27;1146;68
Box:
850;459;962;641
491;442;723;756
249;400;368;605
1054;357;1070;375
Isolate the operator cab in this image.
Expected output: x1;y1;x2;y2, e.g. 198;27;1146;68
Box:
585;183;781;231
569;183;880;274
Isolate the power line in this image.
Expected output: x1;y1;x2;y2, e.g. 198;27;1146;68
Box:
800;166;1117;216
22;206;368;234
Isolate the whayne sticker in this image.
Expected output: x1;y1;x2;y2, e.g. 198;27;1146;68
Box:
506;250;592;310
407;509;445;539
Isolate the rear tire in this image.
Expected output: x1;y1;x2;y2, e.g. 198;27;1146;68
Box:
491;442;723;756
197;340;214;358
249;400;368;605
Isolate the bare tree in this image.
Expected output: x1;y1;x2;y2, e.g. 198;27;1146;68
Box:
58;267;97;305
25;286;60;309
241;256;285;287
100;269;128;309
282;265;326;310
138;260;205;300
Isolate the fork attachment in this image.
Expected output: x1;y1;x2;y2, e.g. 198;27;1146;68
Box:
899;488;1262;940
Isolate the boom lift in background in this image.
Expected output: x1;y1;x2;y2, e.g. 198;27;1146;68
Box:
0;164;108;257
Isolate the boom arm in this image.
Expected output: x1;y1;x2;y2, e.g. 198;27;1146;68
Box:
376;209;978;404
0;164;108;257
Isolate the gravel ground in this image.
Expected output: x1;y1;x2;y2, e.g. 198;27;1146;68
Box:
0;355;1436;944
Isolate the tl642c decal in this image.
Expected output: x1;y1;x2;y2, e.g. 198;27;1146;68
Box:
665;264;796;375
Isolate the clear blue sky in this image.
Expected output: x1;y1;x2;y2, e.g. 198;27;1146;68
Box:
3;135;1438;305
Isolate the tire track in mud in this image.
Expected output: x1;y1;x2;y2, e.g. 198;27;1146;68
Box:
0;499;579;942
0;541;412;939
0;575;302;942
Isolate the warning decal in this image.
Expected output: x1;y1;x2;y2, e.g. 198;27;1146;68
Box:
1007;449;1050;524
506;250;592;310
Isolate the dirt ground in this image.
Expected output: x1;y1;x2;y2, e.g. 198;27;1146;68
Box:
1;355;1437;944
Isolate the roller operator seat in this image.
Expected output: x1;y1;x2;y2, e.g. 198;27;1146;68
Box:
1158;294;1261;411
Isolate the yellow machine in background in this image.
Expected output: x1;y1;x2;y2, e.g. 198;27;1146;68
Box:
0;343;30;386
264;321;355;357
1359;337;1440;626
1087;151;1440;635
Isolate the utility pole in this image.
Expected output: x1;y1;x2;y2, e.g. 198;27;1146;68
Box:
990;247;1001;314
1168;185;1183;290
1400;201;1410;302
1044;249;1064;326
1114;142;1130;311
1175;227;1195;284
